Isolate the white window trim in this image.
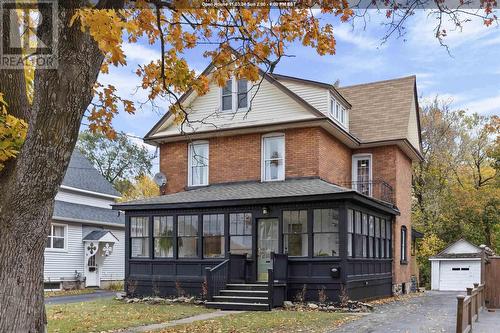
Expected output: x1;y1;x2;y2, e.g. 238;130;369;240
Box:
45;223;68;252
329;93;349;130
352;154;373;196
219;78;249;113
261;133;285;182
188;141;209;187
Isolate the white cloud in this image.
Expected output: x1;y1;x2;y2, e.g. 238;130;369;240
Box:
334;24;385;50
407;10;498;51
122;42;160;65
462;93;500;115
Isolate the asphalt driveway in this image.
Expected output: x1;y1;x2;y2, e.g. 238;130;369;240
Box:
44;290;116;305
330;291;499;333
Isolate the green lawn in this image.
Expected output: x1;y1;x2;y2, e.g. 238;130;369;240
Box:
153;310;352;333
46;299;213;333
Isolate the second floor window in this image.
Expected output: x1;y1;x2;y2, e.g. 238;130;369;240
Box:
262;134;285;181
221;78;248;112
188;142;209;187
352;154;372;196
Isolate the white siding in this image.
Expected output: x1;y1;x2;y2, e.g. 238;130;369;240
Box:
82;225;125;281
279;79;329;115
44;222;84;281
55;189;115;209
99;227;125;281
444;239;481;254
431;260;440;290
407;97;420;152
152;77;318;137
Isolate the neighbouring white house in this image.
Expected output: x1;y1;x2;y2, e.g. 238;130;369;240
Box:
44;150;125;290
429;239;485;291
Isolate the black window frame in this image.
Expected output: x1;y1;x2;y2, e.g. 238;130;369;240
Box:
202;214;225;258
283;210;308;257
177;215;199;258
312;208;340;257
400;225;408;263
229;212;253;258
130;216;150;258
153;216;174;258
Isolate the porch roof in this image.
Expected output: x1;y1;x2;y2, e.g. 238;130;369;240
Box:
53;200;125;226
83;230;119;242
113;178;399;214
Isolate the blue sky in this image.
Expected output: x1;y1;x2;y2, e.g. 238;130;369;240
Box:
94;10;500;171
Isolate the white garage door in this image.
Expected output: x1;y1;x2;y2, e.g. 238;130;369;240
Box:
439;260;480;291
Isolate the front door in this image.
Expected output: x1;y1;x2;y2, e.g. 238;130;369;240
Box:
85;254;100;287
257;218;279;281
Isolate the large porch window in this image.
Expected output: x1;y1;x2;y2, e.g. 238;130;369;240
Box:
354;211;363;257
131;217;149;258
229;213;252;258
375;217;380;258
347;209;353;257
368;216;375;258
203;214;225;258
313;209;340;257
178;215;199;258
283;210;308;257
386;220;392;258
154;216;174;258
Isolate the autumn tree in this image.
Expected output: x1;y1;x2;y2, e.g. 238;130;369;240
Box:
77;130;155;192
119;174;160;201
0;1;497;332
413;100;500;286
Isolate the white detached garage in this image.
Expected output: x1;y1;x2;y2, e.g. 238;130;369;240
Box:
430;239;484;291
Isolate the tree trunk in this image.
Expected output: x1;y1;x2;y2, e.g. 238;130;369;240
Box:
0;1;123;331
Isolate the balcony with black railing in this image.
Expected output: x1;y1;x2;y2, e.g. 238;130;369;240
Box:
340;179;395;205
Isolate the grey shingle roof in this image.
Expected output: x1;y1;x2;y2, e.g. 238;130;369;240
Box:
53;200;124;225
114;178;350;207
62;150;121;197
82;230;118;241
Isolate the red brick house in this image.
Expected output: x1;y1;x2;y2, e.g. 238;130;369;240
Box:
114;68;422;310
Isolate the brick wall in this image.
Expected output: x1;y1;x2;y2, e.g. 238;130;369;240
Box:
159;127;352;193
353;145;413;286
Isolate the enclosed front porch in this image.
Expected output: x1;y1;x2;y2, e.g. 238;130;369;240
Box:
116;179;396;310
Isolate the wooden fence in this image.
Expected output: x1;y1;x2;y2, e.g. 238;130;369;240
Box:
456;283;486;333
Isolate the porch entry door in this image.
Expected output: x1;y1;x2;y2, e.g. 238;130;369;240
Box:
257;218;279;281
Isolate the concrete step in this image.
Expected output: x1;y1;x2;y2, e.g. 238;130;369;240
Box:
205;301;270;311
213;295;268;304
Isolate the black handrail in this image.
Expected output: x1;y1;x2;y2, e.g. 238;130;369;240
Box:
268;252;288;309
204;259;229;301
339;179;394;204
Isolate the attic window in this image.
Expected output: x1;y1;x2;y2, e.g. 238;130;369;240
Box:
221;79;248;112
329;95;348;129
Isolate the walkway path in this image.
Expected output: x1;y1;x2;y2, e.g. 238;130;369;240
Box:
330;291;500;333
121;310;243;333
44;290;116;305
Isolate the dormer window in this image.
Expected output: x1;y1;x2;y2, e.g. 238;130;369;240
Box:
221;78;248;112
329;94;348;129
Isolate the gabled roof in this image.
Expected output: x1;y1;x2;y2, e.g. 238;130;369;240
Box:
62;150;121;197
82;230;119;242
337;76;421;150
430;238;483;259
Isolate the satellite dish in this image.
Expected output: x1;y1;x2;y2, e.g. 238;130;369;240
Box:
153;172;167;187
